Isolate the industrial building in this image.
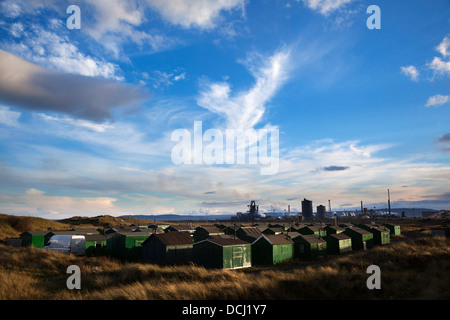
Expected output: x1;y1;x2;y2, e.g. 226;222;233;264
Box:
316;205;327;219
301;198;313;220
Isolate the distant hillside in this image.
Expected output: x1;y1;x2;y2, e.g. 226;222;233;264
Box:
58;215;159;227
121;214;233;222
0;213;72;242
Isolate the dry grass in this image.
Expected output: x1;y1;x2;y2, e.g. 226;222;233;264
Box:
1;237;449;300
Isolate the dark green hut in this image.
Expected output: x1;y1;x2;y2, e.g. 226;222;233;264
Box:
324;225;346;235
193;237;251;269
235;226;262;243
142;232;193;264
251;234;294;265
370;226;390;245
297;225;327;238
106;232;150;260
20;231;49;248
193;226;224;242
343;227;374;250
164;225;196;234
261;227;284;235
385;224;401;236
85;234;107;256
292;234;327;259
326;233;352;254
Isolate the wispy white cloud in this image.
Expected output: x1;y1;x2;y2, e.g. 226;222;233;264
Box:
436;36;450;58
197;48;291;131
3;23;123;80
300;0;355;16
428;56;450;77
425;94;449;107
0;106;21;127
145;0;246;29
401;65;419;81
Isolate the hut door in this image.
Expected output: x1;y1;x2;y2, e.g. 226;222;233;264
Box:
232;246;243;268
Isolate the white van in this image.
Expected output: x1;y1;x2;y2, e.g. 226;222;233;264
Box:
44;235;86;256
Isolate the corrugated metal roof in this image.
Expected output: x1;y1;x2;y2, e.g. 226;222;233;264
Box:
285;231;301;238
296;234;326;244
85;234;107;241
145;231;193;246
169;225;195;231
256;234;294;245
328;233;351;240
22;230;49;236
196;226;224;233
201;237;250;247
238;227;262;236
347;227;372;235
116;231;150;237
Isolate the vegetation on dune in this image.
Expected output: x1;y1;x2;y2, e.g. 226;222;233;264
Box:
0;237;449;300
0;213;449;300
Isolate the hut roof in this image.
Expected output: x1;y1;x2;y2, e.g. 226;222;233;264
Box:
85;234;107;241
328;233;351;240
296;234;326;244
200;237;249;247
196;226;223;233
347;227;372;235
238;226;262;237
255;234;294;245
144;231;193;246
21;230;49;236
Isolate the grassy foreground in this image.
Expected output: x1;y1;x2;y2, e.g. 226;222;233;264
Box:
0;237;449;300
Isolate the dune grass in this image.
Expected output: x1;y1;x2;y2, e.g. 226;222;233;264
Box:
1;237;449;300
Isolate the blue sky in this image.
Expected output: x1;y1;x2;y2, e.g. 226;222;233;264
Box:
0;0;449;218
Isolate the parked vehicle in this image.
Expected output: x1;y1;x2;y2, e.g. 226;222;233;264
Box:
44;235;86;255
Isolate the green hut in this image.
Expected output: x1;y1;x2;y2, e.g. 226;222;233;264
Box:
142;232;193;264
261;227;284;235
343;227;374;250
324;225;346;235
356;224;378;232
20;231;49;248
164;225;196;234
85;234;107;256
297;225;327;238
385;224;401;236
193;226;224;242
370;227;390;245
106;232;150;260
251;234;294;265
292;234;327;259
235;226;262;243
193;237;251;269
326;233;352;254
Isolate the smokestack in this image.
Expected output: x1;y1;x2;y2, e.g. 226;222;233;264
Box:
388;189;391;216
361;201;363;216
288;205;290;214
